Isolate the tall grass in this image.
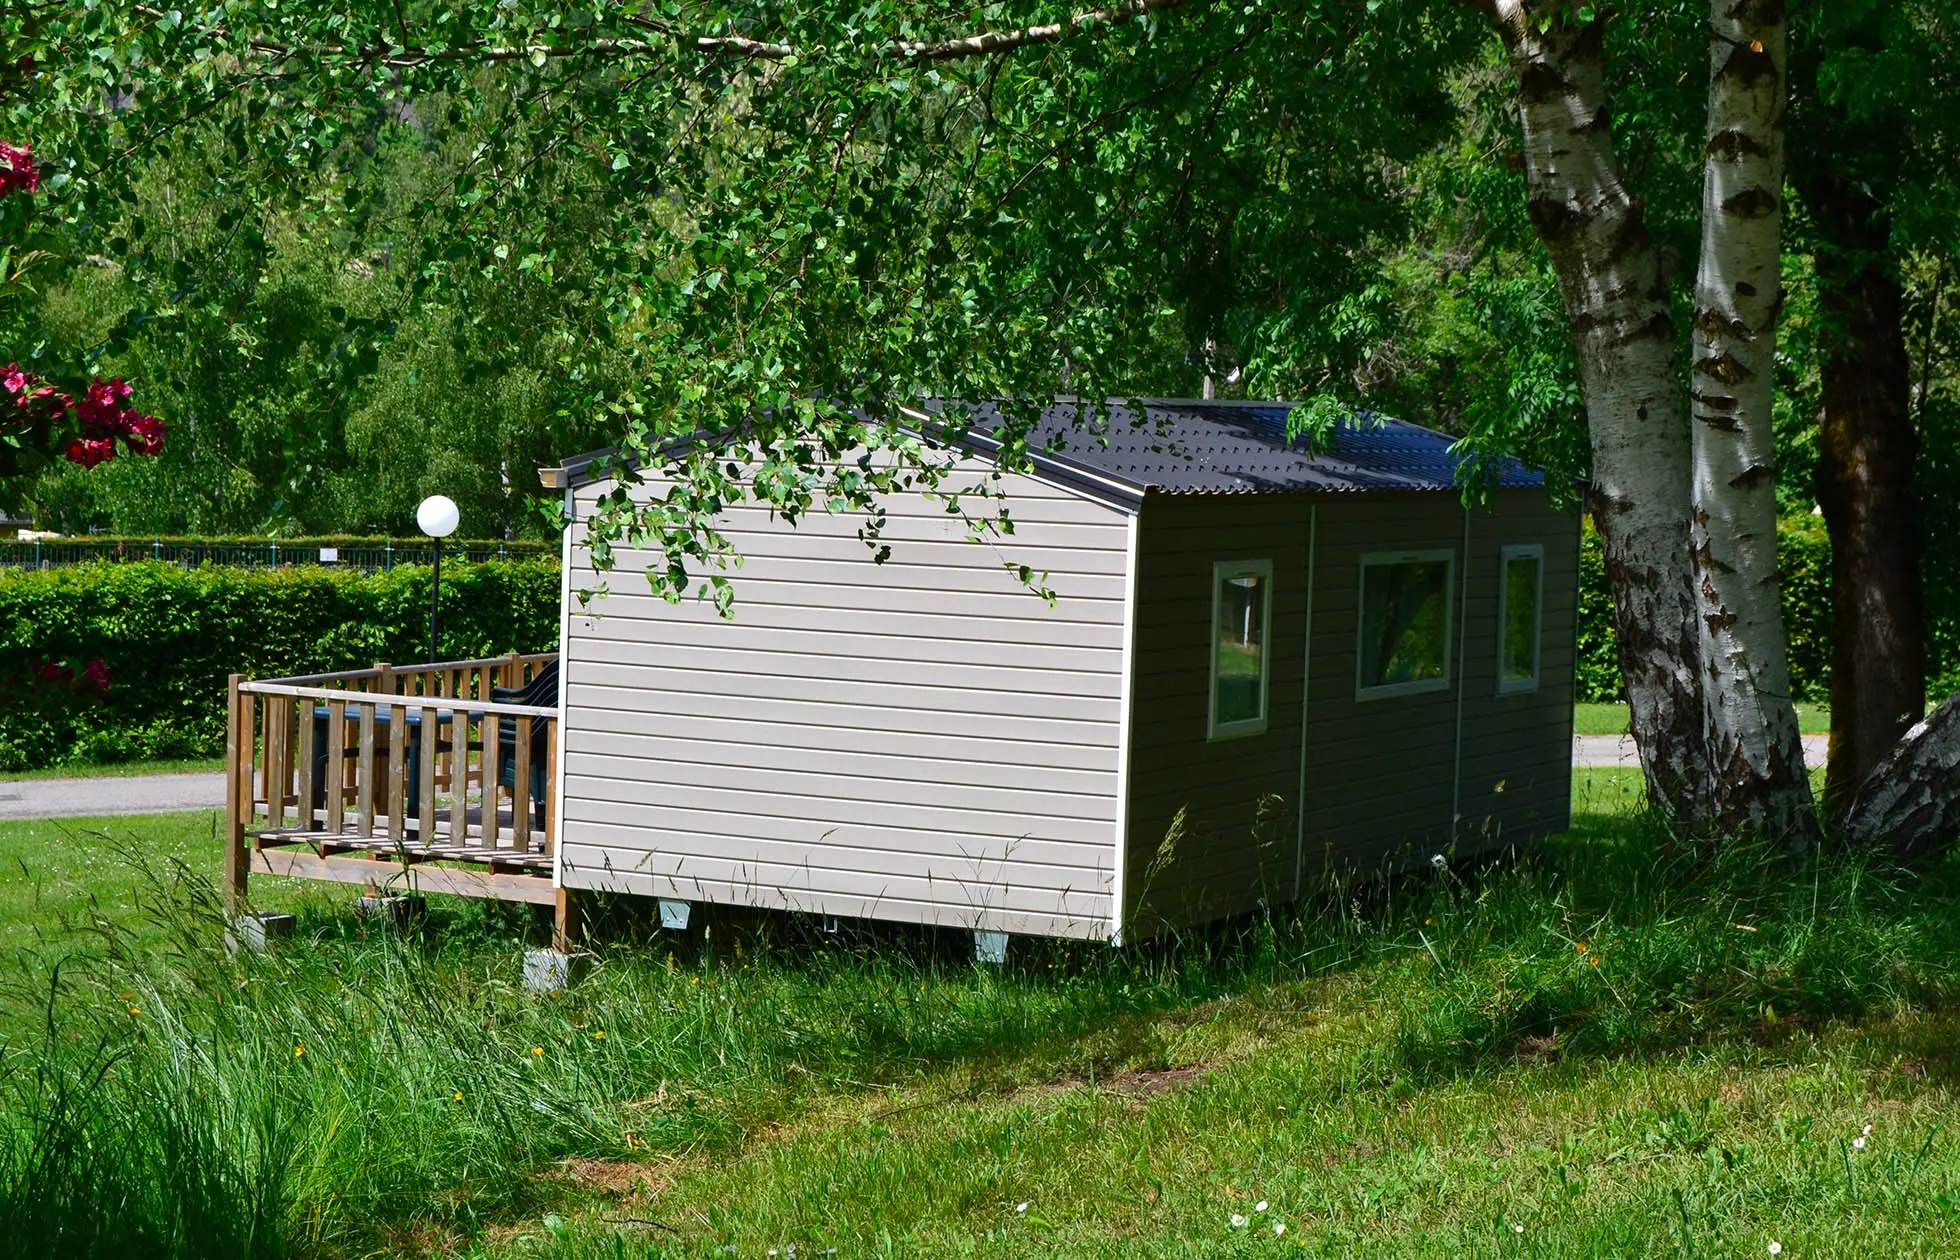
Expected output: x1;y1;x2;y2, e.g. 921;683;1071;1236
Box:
1;789;1955;1258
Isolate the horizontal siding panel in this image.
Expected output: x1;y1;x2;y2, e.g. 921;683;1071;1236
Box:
556;810;1112;875
562;797;1112;868
574;636;1114;692
558;841;1111;915
563;735;1113;797
558;851;1112;940
568;617;1117;673
652;551;1132;600
578;569;1123;622
566;679;1119;746
568;685;1121;752
565;720;1116;775
577;538;1127;583
573;596;1125;648
564;765;1117;830
567;661;1119;722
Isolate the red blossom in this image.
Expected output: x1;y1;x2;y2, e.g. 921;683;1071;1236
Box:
81;659;111;693
119;411;165;455
2;364;165;468
64;436;115;468
36;661;73;686
0;141;37;198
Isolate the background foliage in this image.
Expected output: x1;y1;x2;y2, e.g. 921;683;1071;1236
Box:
1579;517;1846;706
0;559;559;770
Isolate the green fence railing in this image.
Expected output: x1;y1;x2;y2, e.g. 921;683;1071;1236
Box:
0;537;555;573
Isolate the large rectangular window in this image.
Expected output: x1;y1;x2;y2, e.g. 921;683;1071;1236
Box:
1498;544;1544;693
1356;550;1453;699
1209;559;1273;739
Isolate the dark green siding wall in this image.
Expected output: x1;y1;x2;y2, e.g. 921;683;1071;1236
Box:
1124;487;1578;935
1298;493;1463;878
1124;493;1312;935
1300;489;1577;879
1452;493;1580;853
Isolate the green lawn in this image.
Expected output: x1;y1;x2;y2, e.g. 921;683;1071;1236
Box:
1;777;1956;1259
1575;701;1832;737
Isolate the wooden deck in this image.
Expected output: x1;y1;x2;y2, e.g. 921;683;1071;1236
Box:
223;653;575;935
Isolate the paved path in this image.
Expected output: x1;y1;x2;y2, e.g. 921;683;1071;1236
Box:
0;772;226;821
0;737;1831;821
1574;733;1829;769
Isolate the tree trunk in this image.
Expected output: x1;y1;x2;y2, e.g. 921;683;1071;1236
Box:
1687;0;1815;841
1483;2;1712;829
1838;691;1960;860
1794;176;1925;816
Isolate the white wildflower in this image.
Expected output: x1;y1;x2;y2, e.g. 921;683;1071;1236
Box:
1862;1123;1873;1137
1273;1222;1287;1236
1015;1203;1028;1215
1853;1136;1866;1151
1229;1213;1248;1228
1431;853;1447;869
1767;1243;1783;1257
1514;1223;1525;1233
1255;1201;1268;1213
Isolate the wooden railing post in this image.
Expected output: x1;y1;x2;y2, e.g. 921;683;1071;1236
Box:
223;673;249;914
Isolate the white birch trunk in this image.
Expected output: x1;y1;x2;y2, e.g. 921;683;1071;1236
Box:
1688;0;1816;840
1838;691;1960;859
1486;2;1711;828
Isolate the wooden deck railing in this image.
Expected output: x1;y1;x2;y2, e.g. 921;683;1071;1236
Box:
223;652;562;912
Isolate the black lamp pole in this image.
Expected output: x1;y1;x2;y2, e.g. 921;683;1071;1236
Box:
427;536;442;663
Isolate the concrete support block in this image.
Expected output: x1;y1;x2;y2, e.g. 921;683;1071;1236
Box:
356;893;426;930
973;930;1009;964
225;912;297;955
523;949;591;993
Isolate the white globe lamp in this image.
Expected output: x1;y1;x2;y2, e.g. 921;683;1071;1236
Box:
417;494;460;539
417;494;461;661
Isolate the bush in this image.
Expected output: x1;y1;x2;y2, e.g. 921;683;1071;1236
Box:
1578;516;1835;703
0;559;560;770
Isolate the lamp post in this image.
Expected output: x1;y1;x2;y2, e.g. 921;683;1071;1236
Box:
416;494;460;662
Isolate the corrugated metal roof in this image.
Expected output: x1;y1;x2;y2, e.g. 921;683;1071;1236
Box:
552;399;1544;502
931;399;1543;496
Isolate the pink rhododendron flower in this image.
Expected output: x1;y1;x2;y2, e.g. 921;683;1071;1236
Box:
64;436;116;468
119;411;164;455
0;142;37;198
36;661;73;686
82;659;111;693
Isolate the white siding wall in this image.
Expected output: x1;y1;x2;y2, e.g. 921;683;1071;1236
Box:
558;455;1135;939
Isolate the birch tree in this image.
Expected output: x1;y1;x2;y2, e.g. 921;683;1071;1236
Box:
1685;0;1813;838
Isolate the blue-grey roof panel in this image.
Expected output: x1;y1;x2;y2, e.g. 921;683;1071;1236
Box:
934;399;1543;496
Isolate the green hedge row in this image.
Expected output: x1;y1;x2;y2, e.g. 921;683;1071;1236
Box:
0;560;560;771
1577;515;1837;704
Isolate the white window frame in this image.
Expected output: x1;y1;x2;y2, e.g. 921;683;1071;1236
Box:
1355;548;1456;701
1208;558;1275;740
1496;543;1545;695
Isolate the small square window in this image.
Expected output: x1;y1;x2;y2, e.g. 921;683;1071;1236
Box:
1498;544;1544;694
1357;550;1454;699
1209;559;1273;739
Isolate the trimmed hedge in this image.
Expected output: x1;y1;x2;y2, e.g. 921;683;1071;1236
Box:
0;559;560;771
1578;516;1834;704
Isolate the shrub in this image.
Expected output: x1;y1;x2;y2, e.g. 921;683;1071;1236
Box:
0;559;559;770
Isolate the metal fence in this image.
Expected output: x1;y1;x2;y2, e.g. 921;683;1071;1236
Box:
0;537;556;573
